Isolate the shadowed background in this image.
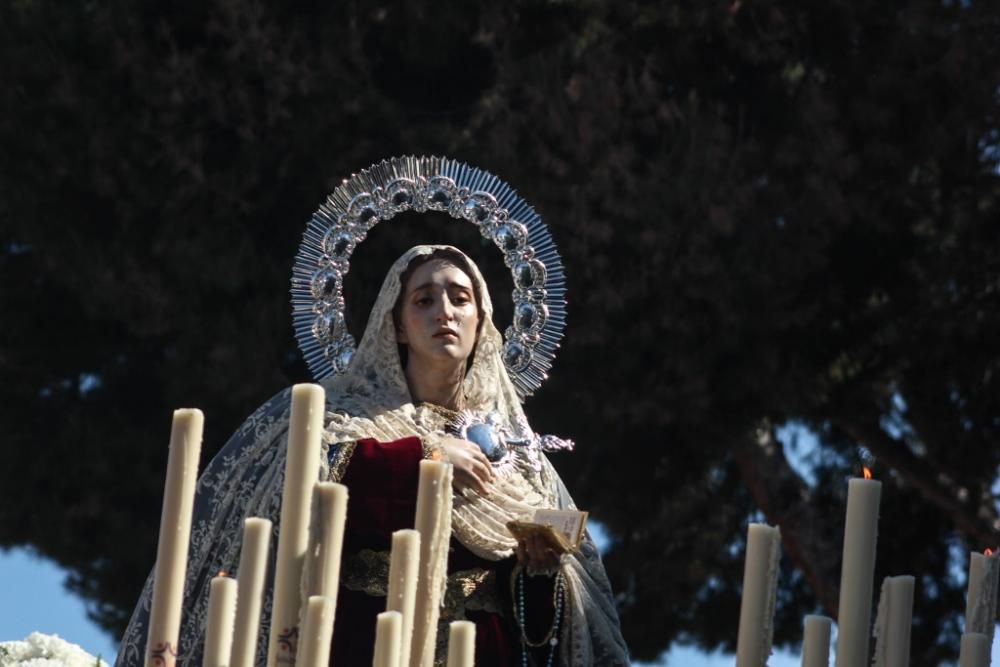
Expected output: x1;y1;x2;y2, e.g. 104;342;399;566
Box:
1;1;999;664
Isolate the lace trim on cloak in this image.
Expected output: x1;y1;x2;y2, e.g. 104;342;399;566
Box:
326;440;357;483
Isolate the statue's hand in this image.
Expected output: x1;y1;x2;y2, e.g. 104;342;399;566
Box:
515;531;563;573
439;436;494;496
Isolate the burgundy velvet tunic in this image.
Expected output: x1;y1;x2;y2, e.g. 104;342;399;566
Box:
328;436;557;666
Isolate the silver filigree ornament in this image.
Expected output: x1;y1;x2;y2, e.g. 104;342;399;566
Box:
450;410;509;463
290;156;569;398
447;409;576;475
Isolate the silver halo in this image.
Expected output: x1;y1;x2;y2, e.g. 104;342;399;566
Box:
290;156;567;399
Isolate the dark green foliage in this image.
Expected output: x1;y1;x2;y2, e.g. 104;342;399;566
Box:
1;1;998;663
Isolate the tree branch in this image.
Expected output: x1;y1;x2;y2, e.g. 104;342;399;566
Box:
732;426;843;618
831;412;1000;549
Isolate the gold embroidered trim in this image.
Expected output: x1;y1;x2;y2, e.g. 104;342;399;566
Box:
340;549;500;618
341;549;500;667
442;568;500;619
341;548;391;595
418;401;463;423
328;441;358;483
432;570;500;666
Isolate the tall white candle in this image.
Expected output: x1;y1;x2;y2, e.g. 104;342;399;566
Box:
268;384;326;667
410;460;453;667
834;475;881;667
445;621;475;667
871;575;914;667
386;529;420;667
965;549;1000;647
305;482;348;601
735;523;781;667
231;518;272;667
801;615;831;667
203;575;238;667
146;408;204;667
373;611;403;667
293;596;335;667
959;632;991;667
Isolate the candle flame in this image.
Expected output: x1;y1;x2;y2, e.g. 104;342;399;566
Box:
862;466;872;480
986;548;994;557
218;570;227;577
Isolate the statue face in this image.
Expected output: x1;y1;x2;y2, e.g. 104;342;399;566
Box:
396;258;480;369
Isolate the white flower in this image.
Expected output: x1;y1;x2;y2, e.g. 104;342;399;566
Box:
0;633;109;667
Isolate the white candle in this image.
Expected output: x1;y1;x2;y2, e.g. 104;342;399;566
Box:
305;482;348;601
373;611;403;667
231;518;272;667
293;596;335;667
801;615;831;667
203;575;238;667
735;523;781;667
410;460;453;667
146;408;204;667
965;549;1000;646
268;384;326;667
445;621;475;667
386;530;420;667
834;475;881;667
871;575;914;667
959;632;991;667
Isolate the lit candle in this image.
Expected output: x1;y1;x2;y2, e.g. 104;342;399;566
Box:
267;384;326;667
203;575;238;667
445;621;475;667
735;523;781;667
373;611;403;667
801;615;831;667
146;408;204;667
959;632;991;667
834;470;881;667
386;529;420;667
305;482;348;601
410;460;453;667
293;596;335;667
231;518;272;667
965;548;1000;646
871;575;914;667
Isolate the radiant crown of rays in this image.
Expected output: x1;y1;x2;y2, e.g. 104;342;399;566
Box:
290;156;567;399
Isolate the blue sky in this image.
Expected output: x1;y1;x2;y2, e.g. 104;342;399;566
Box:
0;547;120;661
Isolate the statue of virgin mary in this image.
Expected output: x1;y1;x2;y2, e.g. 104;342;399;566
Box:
115;158;630;666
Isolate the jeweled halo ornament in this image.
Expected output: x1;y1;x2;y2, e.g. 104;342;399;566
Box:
290;156;567;399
